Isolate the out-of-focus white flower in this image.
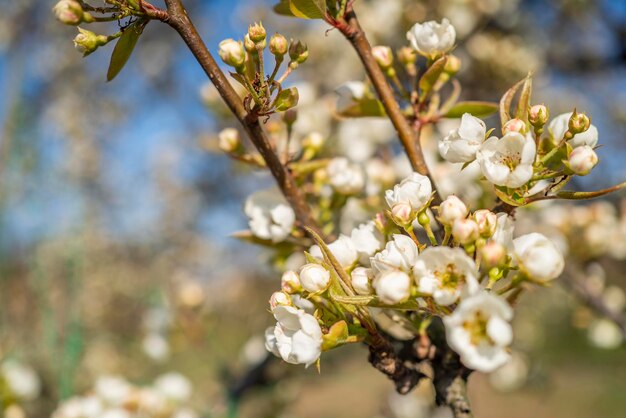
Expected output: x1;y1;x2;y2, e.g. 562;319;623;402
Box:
548;112;598;148
492;213;514;248
101;409;131;418
385;172;432;212
351;267;373;295
371;234;419;273
444;292;513;372
452;218;479;245
142;333;170;362
365;158;396;196
281;270;301;293
244;188;295;243
173;408;200;418
488;351;529;392
407;19;456;57
603;286;626;313
95;376;132;406
299;263;330;293
154;373;192;402
1;360;41;401
413;247;479;306
480;241;507;268
335;81;366;113
350;221;384;263
374;270;411;305
438;195;468;226
338;119;394;163
587;318;623;349
512;233;564;282
439;113;486;163
217;128;240;153
567;145;598;176
476;133;536;188
265;306;323;366
327;157;365;195
53;0;84;25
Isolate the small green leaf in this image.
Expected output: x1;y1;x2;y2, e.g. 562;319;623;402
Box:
515;74;533;122
443;101;498;118
337;98;386;117
273;0;326;19
107;20;146;82
493;187;523;207
419;56;448;97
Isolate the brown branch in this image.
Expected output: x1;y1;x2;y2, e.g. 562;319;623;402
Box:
152;0;325;239
334;7;442;206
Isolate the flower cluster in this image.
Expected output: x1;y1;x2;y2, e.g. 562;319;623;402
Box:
51;373;198;418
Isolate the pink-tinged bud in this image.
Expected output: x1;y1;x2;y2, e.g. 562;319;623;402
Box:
269;291;292;309
269;33;288;57
529;104;549;127
568;110;591;135
503;118;527;134
473;209;497;238
481;241;507;268
452;218;479;244
438;195;468;226
391;202;414;226
299;264;330;293
281;270;301;293
218;39;246;69
248;22;266;44
372;46;394;69
568;145;598;176
53;0;84;25
288;40;308;65
218;128;240;153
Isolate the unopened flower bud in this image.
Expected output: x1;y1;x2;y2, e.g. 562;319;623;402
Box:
444;54;461;75
391;202;414;226
528;104;549;127
351;267;373;296
481;241;507;268
299;263;330;293
219;39;246;69
274;87;299;112
503;118;527;134
53;0;85;25
374;270;411;305
218;128;240;153
270;33;288;57
73;27;107;56
248;22;266;44
281;270;301;293
438;195;468;226
473;209;497;238
452;218;479;244
269;291;292;309
372;46;394;69
568;110;591;136
243;34;256;53
283;109;297;125
288;40;308;65
397;46;416;65
568;145;598;176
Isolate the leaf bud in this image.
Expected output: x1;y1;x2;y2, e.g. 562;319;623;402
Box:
274;87;299;112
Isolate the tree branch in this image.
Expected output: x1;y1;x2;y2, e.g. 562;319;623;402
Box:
156;0;325;239
335;7;442;206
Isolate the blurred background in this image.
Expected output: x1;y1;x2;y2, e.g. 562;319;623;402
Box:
1;0;626;417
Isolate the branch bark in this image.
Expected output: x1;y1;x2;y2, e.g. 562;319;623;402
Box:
155;0;325;239
335;7;442;206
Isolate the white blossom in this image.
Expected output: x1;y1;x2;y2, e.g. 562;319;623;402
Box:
385;172;432;212
548;112;599;148
154;373;192;402
1;360;41;401
406;19;456;57
350;221;384;263
327;157;365;194
299;263;331;293
492;213;515;249
244;188;295;243
265;306;323;367
351;267;373;295
142;333;170;362
439;113;486;163
444;292;513;372
413;247;479;306
374;270;412;305
371;234;419;273
311;234;359;268
512;233;564;282
335;81;367;113
95;376;132;406
476;132;536;188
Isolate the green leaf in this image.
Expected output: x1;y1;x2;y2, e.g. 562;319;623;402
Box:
439;79;462;115
418;56;448;97
331;294;376;305
493;187;524;207
499;76;526;127
273;0;326;19
443;101;498;118
337;98;386;118
107;20;146;82
514;75;533;122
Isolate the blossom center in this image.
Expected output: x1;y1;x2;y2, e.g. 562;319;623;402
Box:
462;310;491;345
435;263;466;289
